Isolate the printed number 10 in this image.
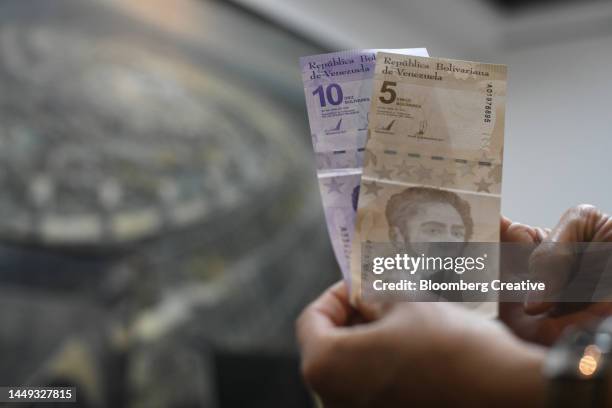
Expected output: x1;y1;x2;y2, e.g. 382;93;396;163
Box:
312;84;343;107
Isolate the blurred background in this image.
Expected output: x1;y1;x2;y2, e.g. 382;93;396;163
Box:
0;0;610;406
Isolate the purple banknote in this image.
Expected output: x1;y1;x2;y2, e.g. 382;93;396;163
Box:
300;48;428;285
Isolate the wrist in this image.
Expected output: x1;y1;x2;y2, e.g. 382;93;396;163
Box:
448;326;548;408
494;342;547;408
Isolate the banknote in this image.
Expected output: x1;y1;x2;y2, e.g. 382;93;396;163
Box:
350;52;507;308
300;48;428;283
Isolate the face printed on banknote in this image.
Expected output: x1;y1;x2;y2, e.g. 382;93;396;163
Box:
350;52;507;306
385;186;472;255
299;48;429;283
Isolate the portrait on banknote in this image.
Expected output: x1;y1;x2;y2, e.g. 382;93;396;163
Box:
386;186;473;247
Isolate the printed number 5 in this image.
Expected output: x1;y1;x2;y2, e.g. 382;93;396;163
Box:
379;81;397;104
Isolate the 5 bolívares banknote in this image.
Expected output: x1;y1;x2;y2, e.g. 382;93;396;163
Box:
300;48;428;283
350;52;507;310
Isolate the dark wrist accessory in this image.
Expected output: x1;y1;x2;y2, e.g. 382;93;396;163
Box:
544;318;612;408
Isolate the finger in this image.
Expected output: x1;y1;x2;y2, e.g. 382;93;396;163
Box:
525;213;581;314
501;215;550;242
501;220;540;243
354;298;395;322
525;205;612;314
501;215;512;238
296;281;353;349
499;218;552;323
296;281;355;391
297;282;378;401
534;227;550;242
553;204;612;242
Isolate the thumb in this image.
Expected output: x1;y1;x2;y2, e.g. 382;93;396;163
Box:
524;205;612;314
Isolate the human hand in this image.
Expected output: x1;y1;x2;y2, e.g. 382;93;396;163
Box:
499;206;612;345
297;282;545;408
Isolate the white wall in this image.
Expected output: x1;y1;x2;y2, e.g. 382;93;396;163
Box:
502;32;612;226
